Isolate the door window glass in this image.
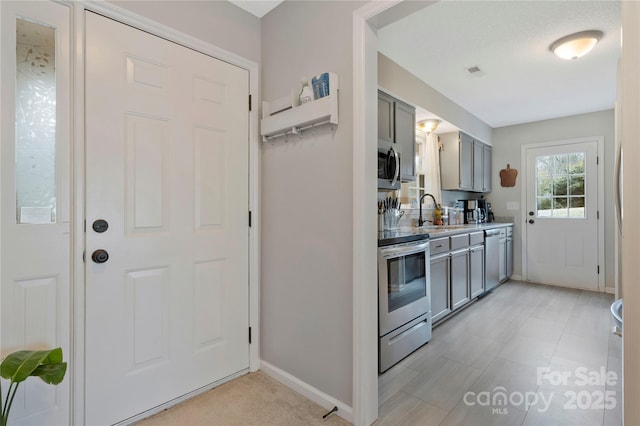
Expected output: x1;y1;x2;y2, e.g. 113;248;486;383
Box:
536;152;585;218
16;18;56;224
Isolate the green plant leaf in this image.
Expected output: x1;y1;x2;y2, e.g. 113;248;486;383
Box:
0;348;64;384
31;362;67;385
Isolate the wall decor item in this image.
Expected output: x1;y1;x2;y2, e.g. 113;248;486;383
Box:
500;164;518;187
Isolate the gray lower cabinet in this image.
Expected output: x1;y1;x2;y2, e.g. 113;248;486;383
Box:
429;232;487;324
450;249;470;310
506;226;514;278
430;253;451;323
498;225;514;282
470;244;485;298
498;228;507;282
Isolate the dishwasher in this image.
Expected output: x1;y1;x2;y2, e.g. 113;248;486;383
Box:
484;229;500;292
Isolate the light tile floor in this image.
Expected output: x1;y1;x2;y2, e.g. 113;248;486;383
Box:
376;280;622;426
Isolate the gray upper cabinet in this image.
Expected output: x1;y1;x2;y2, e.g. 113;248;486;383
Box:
378;90;416;182
459;133;473;190
472;140;483;192
440;131;492;193
378;91;394;146
395;101;416;181
482;144;492;192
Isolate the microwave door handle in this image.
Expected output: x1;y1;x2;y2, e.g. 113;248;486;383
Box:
390;146;400;185
385;147;395;183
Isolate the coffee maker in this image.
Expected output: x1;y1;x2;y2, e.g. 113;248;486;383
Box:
459;199;477;224
459;199;488;224
476;199;488;223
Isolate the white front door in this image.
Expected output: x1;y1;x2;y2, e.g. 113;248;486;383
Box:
0;2;71;425
85;12;249;424
524;139;600;290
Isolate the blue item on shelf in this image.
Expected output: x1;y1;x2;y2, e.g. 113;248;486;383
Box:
312;73;330;99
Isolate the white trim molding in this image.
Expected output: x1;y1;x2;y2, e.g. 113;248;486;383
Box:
621;3;640;423
352;2;402;426
261;361;353;424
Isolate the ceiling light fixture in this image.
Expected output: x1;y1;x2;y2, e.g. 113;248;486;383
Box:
549;30;603;60
417;119;441;133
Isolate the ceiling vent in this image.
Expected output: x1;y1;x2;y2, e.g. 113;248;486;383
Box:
465;65;485;77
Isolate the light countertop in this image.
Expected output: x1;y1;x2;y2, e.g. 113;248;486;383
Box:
378;222;513;246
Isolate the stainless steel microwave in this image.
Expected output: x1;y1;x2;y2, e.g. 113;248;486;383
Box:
378;146;401;190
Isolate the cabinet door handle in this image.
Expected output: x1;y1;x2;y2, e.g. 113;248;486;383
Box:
450;248;470;256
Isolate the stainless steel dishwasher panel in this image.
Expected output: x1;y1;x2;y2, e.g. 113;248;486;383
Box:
484;229;500;292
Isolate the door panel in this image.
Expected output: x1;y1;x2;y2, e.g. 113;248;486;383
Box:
525;140;599;289
1;2;71;425
85;12;249;424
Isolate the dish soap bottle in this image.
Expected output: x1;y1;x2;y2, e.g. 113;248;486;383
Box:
299;77;313;105
434;204;444;225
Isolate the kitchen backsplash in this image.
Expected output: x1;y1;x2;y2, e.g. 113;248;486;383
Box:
398;208;431;227
494;216;515;223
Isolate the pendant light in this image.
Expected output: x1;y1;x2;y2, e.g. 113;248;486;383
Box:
550;30;603;60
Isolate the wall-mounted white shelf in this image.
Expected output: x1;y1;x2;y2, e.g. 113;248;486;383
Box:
261;73;338;142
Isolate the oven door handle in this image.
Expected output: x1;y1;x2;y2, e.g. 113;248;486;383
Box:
380;241;429;259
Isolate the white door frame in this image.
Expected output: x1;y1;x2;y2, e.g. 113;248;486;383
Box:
352;2;403;425
71;2;260;424
519;136;605;291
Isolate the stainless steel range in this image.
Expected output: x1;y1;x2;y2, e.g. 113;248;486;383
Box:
378;231;431;373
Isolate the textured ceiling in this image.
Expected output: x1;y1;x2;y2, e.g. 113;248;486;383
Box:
378;0;621;129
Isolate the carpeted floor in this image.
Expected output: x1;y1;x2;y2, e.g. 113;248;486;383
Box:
135;371;351;426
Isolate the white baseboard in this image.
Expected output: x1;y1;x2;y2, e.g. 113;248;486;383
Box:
260;360;353;424
510;274;523;281
605;287;615;294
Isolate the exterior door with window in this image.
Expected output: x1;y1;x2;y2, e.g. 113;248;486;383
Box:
525;139;599;290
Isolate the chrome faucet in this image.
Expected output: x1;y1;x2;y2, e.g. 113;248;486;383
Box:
418;193;437;226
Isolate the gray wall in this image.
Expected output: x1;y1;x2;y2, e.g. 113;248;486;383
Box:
110;0;361;408
491;110;615;290
261;0;365;407
109;1;261;64
378;52;493;144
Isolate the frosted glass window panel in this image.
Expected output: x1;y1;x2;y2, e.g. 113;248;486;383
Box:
15;18;56;224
